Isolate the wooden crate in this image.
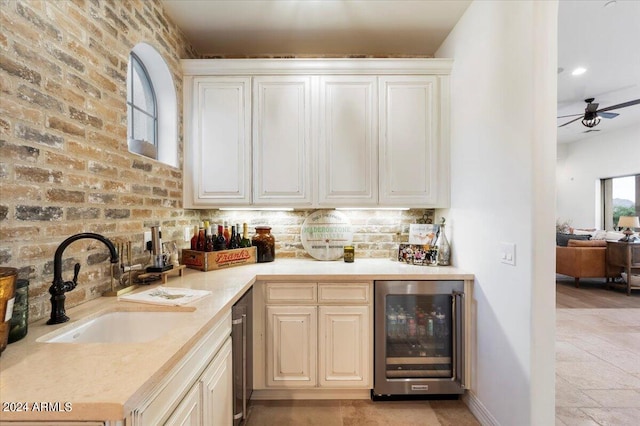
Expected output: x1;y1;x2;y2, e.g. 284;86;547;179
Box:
182;247;257;271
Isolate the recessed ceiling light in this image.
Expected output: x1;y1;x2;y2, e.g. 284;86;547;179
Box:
571;67;587;76
604;0;617;8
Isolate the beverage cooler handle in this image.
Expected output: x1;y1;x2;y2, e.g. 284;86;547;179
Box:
242;313;247;420
452;291;465;389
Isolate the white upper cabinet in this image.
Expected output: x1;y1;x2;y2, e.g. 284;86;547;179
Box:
379;76;446;206
253;76;313;205
182;59;451;208
184;76;251;207
318;76;378;206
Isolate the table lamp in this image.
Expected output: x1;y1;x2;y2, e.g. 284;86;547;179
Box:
617;216;640;242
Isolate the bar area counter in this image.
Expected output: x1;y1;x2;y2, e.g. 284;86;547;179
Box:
0;259;473;423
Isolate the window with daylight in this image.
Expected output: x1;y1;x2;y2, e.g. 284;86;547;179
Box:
601;174;639;230
128;52;157;158
126;43;178;167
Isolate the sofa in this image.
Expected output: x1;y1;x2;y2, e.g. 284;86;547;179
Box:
556;239;610;287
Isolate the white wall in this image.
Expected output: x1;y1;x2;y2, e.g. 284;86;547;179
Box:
436;1;557;425
556;123;640;229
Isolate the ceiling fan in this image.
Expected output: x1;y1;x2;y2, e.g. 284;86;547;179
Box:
557;97;640;128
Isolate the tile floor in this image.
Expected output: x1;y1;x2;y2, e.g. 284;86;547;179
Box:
245;399;481;426
556;308;640;425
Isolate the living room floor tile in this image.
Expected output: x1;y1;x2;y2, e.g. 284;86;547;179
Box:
556;341;601;363
556;359;640;390
557;307;640;426
555;407;601;426
581;390;640;408
580;408;640;425
587;348;640;375
555;376;600;408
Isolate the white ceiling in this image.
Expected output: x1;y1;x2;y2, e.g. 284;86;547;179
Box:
557;0;640;144
161;0;471;56
161;0;640;145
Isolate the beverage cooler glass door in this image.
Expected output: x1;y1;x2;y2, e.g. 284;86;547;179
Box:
374;280;465;396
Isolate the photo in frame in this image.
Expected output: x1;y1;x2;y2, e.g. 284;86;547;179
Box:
408;224;439;246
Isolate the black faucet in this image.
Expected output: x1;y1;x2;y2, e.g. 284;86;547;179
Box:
47;233;119;325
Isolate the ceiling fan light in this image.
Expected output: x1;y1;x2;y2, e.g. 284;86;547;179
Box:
581;116;601;128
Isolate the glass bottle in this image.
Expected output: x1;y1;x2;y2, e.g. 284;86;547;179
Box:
190;225;198;250
196;222;205;251
8;279;29;343
234;223;242;248
229;225;240;249
397;307;407;339
214;224;227;251
205;224;214;252
252;226;275;262
240;223;252;248
223;221;230;247
436;218;451;266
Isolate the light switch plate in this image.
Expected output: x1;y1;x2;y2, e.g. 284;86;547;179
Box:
499;242;516;266
183;226;192;242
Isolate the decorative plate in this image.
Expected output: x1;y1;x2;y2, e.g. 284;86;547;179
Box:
300;210;354;261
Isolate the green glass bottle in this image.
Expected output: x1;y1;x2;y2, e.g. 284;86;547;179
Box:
240;223;252;248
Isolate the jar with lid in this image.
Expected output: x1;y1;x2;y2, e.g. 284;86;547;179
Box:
8;279;28;343
252;226;275;263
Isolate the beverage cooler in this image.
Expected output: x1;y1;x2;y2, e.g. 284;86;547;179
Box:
373;280;465;397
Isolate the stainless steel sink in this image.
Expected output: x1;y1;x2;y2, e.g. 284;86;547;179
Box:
38;309;193;344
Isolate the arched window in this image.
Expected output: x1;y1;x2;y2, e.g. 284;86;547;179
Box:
127;53;158;158
126;43;178;167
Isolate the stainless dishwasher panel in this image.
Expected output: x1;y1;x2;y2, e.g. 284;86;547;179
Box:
232;287;253;426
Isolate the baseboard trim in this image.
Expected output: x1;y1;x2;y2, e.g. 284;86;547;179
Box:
463;391;500;426
252;388;371;400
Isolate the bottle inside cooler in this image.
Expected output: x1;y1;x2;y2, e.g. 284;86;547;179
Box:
385;294;453;379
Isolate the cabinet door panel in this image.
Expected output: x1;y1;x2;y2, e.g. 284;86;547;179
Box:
266;305;317;387
202;338;233;426
187;77;251;206
318;306;370;387
319;76;377;206
253;76;312;205
379;76;439;206
164;383;201;426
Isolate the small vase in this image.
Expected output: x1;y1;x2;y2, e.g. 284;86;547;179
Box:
252;226;275;263
436;219;451;266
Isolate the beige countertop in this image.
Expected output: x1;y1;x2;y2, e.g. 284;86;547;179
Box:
0;258;472;422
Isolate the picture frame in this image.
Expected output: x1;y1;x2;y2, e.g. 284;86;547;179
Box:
408;224;439;245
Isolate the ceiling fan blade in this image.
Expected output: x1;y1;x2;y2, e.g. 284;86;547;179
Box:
597;99;640;113
599;112;619;119
557;113;584;119
558;116;583;128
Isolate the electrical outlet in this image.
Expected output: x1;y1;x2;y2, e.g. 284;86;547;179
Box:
183;226;192;242
144;231;152;250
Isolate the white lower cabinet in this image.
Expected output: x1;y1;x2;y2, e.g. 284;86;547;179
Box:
165;382;202;426
257;282;372;392
266;305;317;387
201;339;233;425
318;305;369;387
129;312;233;425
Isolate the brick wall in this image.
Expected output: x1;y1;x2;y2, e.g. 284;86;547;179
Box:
0;0;198;322
195;209;434;260
0;0;440;325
